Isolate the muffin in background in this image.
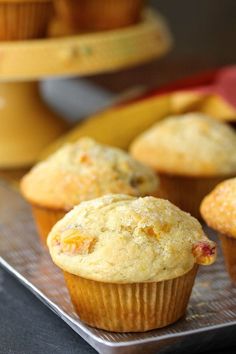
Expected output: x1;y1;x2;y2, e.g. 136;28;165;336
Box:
47;194;216;332
54;0;145;32
130;113;236;219
0;0;53;40
201;178;236;283
21;138;158;245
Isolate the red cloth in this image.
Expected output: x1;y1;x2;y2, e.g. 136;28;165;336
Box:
123;66;236;109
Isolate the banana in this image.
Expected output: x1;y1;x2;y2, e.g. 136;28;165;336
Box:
41;90;236;159
41;94;171;157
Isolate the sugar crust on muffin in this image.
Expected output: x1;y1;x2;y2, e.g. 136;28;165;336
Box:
21;138;158;210
48;194;216;283
201;177;236;237
130;113;236;176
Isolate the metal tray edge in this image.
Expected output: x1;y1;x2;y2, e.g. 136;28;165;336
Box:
1;256;236;353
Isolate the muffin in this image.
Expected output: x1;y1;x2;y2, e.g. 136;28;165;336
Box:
21;138;158;245
130;113;236;219
201;178;236;283
54;0;145;32
47;194;216;332
0;0;53;40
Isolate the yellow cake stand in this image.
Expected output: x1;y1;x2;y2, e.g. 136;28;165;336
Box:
0;10;172;168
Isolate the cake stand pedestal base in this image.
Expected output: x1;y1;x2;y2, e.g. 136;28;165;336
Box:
0;81;67;169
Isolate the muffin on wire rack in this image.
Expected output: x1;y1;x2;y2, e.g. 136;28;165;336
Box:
21;138;158;245
201;178;236;283
130;113;236;219
47;194;216;332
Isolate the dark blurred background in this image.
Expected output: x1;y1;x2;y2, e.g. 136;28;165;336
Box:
90;0;236;91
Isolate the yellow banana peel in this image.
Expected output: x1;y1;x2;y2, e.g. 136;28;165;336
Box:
42;88;236;159
41;94;171;157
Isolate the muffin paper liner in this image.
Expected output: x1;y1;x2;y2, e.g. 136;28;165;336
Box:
0;1;52;40
64;265;198;332
32;205;66;246
158;173;226;219
55;0;145;31
220;233;236;283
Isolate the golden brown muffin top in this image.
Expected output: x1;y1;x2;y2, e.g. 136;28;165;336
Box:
201;178;236;237
47;194;216;283
21;138;158;210
130;113;236;176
